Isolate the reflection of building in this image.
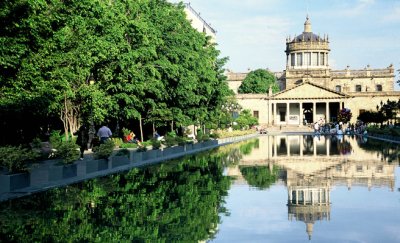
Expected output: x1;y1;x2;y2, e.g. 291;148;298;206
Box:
287;177;331;240
227;135;396;239
226;16;399;125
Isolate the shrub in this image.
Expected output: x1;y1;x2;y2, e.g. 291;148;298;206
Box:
202;134;210;141
55;141;80;164
137;146;148;152
119;143;139;149
175;136;187;146
112;137;124;147
122;128;131;136
196;130;204;142
163;136;177;147
49;130;63;149
115;148;129;157
209;133;220;139
0;146;39;173
151;138;162;149
94;140;115;160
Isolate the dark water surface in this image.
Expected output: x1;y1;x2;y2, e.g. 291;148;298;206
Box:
0;135;399;242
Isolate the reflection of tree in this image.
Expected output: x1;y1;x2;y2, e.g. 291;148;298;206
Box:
0;152;232;242
216;139;259;167
239;165;279;190
239;139;259;155
359;139;399;163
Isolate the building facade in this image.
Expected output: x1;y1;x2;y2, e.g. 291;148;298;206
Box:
182;3;216;43
227;17;399;126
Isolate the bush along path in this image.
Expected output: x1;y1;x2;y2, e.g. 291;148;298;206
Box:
0;133;258;202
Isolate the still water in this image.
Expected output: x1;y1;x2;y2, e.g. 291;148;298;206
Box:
0;135;399;242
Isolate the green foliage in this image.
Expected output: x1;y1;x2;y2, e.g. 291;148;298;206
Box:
111;137;123;147
55;141;79;164
151;139;162;150
238;69;280;94
0;147;233;242
337;108;352;123
119;143;139;149
236;109;258;129
136;146;148;152
0;146;39;173
115;148;129;157
94;140;115;160
163;136;177;147
121;128;131;136
0;0;231;145
49;130;63;149
209;133;220;139
239;165;279;190
239;139;259;155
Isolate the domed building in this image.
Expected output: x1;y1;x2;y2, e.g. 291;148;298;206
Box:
226;16;399;126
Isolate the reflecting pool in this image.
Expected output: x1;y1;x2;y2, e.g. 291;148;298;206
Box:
0;135;399;242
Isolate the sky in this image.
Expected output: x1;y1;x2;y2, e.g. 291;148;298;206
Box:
169;0;400;89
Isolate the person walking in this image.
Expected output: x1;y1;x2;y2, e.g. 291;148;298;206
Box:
75;125;89;160
97;124;112;144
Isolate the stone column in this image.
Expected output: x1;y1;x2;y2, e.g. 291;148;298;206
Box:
313;102;316;123
300;102;303;126
326;102;330;123
287;102;290;125
300;135;304;156
267;101;271;126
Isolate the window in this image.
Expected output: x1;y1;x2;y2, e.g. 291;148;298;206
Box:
335;85;341;92
296;53;302;66
280;112;286;122
312;52;318;66
356;165;363;172
253;110;259;119
304;52;311;66
376;85;382;91
291;53;295;66
320;53;325;65
355;85;362;92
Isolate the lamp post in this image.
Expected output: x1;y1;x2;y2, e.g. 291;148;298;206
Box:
87;75;96;150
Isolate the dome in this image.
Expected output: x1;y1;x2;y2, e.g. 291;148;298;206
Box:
294;32;321;42
292;16;322;42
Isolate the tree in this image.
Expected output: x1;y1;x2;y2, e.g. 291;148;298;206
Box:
238;69;280;94
0;0;230;144
235;109;258;129
337;108;352;123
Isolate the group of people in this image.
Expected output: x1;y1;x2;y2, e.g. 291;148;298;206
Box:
75;124;114;160
313;119;367;136
75;124;165;160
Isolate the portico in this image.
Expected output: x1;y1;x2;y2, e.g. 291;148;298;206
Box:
263;82;349;126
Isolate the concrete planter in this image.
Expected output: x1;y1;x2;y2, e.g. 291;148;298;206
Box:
163;146;184;157
131;152;143;163
192;143;203;150
142;149;162;161
86;159;108;174
0;172;30;193
111;156;130;168
48;164;77;181
184;143;194;152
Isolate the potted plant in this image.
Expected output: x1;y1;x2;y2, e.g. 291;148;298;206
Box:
48;141;79;181
111;148;130;168
0;146;39;193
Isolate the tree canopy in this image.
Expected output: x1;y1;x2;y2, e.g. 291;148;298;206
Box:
0;0;231;144
238;69;280;94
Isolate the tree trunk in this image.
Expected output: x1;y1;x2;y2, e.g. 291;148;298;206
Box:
139;115;143;142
